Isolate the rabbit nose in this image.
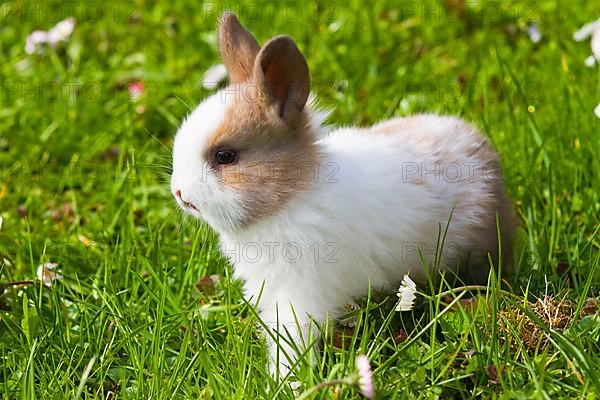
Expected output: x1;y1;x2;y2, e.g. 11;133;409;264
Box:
175;189;182;199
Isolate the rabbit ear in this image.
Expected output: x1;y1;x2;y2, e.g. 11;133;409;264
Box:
253;35;310;120
218;12;260;84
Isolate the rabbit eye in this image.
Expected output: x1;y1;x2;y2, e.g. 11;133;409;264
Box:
215;149;237;165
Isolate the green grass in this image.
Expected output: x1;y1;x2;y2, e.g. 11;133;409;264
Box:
1;0;599;398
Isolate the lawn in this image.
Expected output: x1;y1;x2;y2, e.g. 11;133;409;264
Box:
1;0;599;398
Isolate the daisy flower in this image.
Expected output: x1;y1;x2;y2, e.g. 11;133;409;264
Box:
355;355;375;399
36;263;63;288
527;23;541;44
25;31;49;54
396;274;417;311
128;81;145;101
25;18;75;54
574;18;600;66
47;18;75;46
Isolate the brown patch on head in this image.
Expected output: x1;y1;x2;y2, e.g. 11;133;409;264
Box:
206;91;317;226
207;16;316;227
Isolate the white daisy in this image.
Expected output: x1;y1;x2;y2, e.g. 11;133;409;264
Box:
47;18;75;46
355;355;374;399
25;31;49;54
396;274;417;311
573;19;600;42
25;18;75;54
574;19;600;65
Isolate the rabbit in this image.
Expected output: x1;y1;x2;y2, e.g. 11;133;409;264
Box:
170;12;515;379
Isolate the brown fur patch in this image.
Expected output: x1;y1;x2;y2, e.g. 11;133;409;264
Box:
210;19;315;228
218;12;261;84
206;83;318;226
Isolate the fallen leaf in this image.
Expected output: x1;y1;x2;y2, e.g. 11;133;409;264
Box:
195;276;215;296
78;234;91;247
557;262;570;276
394;328;408;344
17;204;27;217
582;298;598;315
332;325;355;349
485;363;507;385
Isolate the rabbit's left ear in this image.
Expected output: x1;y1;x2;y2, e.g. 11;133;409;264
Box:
219;12;260;84
253;35;310;121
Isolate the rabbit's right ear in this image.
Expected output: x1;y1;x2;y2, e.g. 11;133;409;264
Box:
218;12;260;84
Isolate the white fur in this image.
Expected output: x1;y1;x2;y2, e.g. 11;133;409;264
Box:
172;91;503;378
171;92;249;231
172;91;332;234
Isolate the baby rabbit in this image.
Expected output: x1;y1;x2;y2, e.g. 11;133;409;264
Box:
171;12;514;378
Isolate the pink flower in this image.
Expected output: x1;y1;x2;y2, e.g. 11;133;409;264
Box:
47;18;75;45
36;263;62;287
128;81;145;101
355;355;375;399
25;31;49;54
